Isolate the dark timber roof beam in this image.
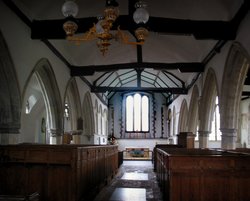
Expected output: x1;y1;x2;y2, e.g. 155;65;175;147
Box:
71;62;204;76
91;86;188;94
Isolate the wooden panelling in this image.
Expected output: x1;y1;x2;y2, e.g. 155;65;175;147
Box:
0;144;118;201
155;148;250;201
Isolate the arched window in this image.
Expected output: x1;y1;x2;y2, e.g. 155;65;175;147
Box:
64;102;70;120
25;95;37;114
125;93;149;132
210;96;222;141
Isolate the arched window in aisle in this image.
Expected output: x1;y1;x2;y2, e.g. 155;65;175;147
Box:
125;93;149;132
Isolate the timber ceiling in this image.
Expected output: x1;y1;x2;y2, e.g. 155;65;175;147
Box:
4;0;250;102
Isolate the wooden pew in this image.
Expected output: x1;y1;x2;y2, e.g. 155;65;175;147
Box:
0;144;118;201
153;144;183;171
155;148;250;201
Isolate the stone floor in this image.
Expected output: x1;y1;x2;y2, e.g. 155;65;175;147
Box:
93;160;163;201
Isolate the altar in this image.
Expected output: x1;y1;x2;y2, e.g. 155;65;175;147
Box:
124;147;151;160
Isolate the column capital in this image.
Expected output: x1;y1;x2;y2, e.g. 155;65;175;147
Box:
220;128;237;137
71;130;83;135
198;130;210;137
49;128;63;137
220;128;237;149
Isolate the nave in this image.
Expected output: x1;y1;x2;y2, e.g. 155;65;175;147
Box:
93;160;163;201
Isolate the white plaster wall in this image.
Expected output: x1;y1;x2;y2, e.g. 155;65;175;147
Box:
0;1;70;105
236;12;250;56
0;1;110;144
117;139;169;151
20;100;46;143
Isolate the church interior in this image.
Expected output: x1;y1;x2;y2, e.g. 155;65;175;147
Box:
0;0;250;200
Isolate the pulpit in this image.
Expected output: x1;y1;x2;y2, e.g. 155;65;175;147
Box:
177;132;196;148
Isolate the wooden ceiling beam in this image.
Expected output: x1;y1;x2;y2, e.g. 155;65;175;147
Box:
31;16;237;40
70;62;204;76
91;86;188;94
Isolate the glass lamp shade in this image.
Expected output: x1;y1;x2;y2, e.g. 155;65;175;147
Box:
133;7;149;24
62;1;79;17
96;20;104;34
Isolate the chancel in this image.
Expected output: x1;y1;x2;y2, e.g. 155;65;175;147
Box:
0;0;250;200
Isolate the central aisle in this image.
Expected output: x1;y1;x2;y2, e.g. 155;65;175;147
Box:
93;160;163;201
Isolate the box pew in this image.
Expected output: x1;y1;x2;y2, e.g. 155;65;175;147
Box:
0;144;118;201
153;144;183;171
155;148;250;201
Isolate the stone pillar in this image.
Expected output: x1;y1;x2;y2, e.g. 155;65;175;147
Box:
177;132;196;148
49;129;63;144
198;131;210;148
220;128;237;149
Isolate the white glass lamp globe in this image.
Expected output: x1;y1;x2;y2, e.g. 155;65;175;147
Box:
96;20;105;34
62;1;79;17
133;7;149;24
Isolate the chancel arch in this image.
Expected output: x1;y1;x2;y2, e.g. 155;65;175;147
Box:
0;31;21;144
22;58;63;144
220;42;250;149
198;68;218;148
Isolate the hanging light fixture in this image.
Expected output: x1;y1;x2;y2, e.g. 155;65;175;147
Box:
133;0;149;42
62;1;79;37
62;0;149;55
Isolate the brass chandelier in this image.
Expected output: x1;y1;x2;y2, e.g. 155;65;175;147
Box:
62;0;149;55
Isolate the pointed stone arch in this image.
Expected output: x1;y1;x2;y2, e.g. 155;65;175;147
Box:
31;58;63;143
64;78;82;131
94;100;98;134
199;68;218;148
98;104;103;135
82;92;95;136
64;78;82;143
172;106;176;136
178;99;188;133
187;85;199;134
220;42;250;149
0;31;21;143
103;108;108;136
167;108;172;137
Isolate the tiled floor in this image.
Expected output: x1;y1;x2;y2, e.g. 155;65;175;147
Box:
93;160;163;201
